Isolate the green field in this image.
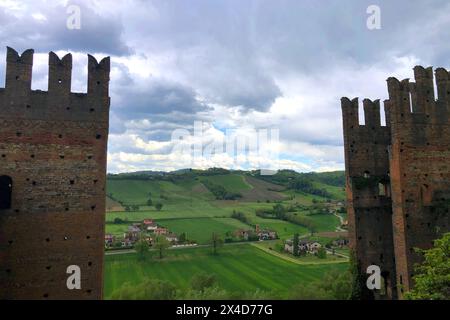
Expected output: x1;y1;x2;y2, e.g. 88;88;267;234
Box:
104;244;348;299
156;217;251;244
199;174;253;192
249;216;310;239
107;179;214;206
299;213;340;232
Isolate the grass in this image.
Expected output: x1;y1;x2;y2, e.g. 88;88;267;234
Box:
301;213;340;232
103;244;348;299
199;174;253;192
156;217;251;244
107;179;214;207
249;216;310;239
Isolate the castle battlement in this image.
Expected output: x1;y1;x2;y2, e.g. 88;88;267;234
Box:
341;96;390;135
386;66;450;125
0;47;110;123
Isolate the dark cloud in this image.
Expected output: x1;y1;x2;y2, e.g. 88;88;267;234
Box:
0;2;130;56
111;62;211;121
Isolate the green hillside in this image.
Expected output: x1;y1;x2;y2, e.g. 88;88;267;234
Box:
199;174;253;192
105;169;346;243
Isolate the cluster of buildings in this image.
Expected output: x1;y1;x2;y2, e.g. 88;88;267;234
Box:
105;219;179;248
233;225;278;241
284;237;349;255
284;239;322;255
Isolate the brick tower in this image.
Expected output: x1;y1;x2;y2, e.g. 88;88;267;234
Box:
342;66;450;299
0;47;110;299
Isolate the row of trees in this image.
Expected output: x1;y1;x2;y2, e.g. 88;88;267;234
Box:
255;204;318;234
202;179;242;200
134;232;224;261
230;210;250;224
123;202;163;212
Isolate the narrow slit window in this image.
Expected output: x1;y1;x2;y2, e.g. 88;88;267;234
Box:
0;176;12;210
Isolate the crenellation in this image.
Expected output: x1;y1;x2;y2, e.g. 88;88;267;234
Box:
363;99;381;128
412;66;435;115
387;78;412;121
87;55;110;98
434;68;450;105
341;97;359;131
48;52;72;96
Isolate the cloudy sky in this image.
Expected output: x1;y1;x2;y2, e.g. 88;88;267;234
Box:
1;0;449;173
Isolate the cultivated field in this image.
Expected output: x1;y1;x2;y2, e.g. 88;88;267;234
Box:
104;244;348;299
104;170;349;299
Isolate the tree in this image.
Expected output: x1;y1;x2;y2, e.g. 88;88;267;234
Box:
272;203;285;219
190;272;217;292
310;225;317;236
134;239;149;261
288;269;352;300
111;279;176;300
179;232;187;243
317;247;327;259
147;198;153;206
405;232;450;300
154;235;170;259
349;250;373;300
155;202;163;211
210;232;224;255
293;233;300;257
114;217;124;224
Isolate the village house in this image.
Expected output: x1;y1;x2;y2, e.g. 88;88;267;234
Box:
234;229;250;240
104;234;115;247
333;238;349;248
235;225;277;241
257;229;277;240
143;219;154;226
144;236;153;246
143;219;158;231
284;239;294;253
304;241;322;254
121;239;133;248
124;225;141;242
154;227;168;236
165;233;178;243
285;239;322;254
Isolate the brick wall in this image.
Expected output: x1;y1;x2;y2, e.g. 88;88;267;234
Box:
342;66;450;299
0;47;110;300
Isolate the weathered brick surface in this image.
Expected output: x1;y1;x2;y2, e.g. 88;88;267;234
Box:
341;98;397;299
0;47;110;300
342;66;450;299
